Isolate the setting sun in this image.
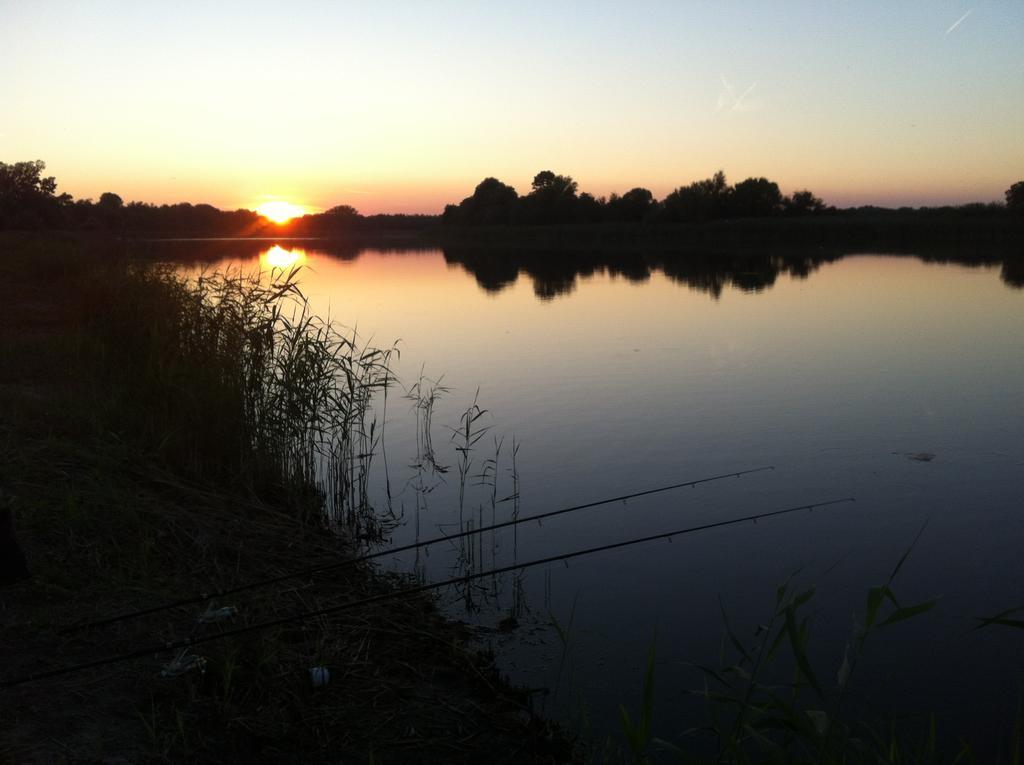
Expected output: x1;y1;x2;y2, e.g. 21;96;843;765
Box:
255;200;306;224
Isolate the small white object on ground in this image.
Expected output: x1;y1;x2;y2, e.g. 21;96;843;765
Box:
309;666;330;688
197;604;238;624
161;650;207;677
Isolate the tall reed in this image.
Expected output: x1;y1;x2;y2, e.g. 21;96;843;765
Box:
86;263;394;530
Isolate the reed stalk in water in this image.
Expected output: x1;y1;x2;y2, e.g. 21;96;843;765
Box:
87;263;394;531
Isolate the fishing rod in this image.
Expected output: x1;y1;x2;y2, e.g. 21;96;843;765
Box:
5;496;853;689
62;466;773;634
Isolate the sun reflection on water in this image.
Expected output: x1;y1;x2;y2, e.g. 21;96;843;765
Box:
261;245;306;270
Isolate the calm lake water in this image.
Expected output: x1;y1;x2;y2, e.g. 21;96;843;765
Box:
159;239;1024;754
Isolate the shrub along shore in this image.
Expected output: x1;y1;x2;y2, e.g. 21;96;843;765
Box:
0;232;571;763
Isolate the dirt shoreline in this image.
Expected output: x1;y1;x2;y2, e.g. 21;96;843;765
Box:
0;233;573;763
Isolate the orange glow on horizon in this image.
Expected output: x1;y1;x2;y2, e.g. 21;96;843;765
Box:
255;200;307;224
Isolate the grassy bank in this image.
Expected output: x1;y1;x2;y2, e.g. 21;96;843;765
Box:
0;233;570;762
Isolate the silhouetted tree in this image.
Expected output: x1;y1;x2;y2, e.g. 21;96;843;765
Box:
730;177;783;217
575;192;605;223
606;187;656;222
98;192;124;209
472;178;517;204
0;160;57;199
530;171;577;197
0;160;67;228
96;191;126;229
321;204;359;223
442;204;461;224
785;189;828;215
443;178;518;225
661;171;731;223
521;170;579;224
1006;181;1024;215
470;177;518;224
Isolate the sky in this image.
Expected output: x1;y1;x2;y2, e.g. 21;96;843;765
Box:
2;0;1023;214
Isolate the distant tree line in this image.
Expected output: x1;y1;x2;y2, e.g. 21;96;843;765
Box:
0;160;432;235
443;170;1024;226
442;170;834;226
3;159;1022;236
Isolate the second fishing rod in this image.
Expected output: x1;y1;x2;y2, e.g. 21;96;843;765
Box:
63;465;774;633
6;495;854;690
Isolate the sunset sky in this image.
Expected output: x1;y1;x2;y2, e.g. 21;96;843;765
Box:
2;1;1022;214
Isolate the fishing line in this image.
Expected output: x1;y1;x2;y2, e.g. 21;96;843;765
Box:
62;466;774;634
4;496;854;689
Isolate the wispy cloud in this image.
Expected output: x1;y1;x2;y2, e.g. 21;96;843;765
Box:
716;75;761;113
945;8;972;35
